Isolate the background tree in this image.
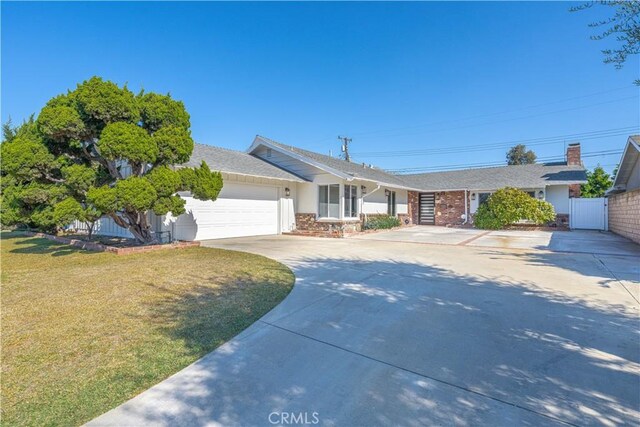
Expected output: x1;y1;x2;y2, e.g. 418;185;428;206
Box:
571;1;640;84
1;77;223;243
581;164;613;197
506;144;537;165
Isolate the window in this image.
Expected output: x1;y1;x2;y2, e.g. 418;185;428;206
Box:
318;184;340;218
527;191;535;198
479;192;491;206
344;185;358;217
387;190;397;216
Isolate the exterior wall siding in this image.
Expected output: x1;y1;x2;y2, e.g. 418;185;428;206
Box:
608;188;640;244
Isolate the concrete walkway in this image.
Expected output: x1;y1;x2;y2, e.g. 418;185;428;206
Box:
89;231;639;427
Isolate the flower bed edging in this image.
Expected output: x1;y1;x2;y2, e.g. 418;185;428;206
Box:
22;231;200;255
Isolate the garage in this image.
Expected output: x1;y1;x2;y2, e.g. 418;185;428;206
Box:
173;182;280;241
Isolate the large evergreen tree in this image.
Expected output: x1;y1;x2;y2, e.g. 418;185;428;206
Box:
506;144;537;165
581;165;613;197
1;77;223;243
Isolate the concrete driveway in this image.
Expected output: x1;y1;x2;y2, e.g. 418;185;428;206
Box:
89;230;640;427
353;226;640;256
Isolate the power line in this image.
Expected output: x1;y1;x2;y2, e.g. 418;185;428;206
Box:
348;86;638;139
305;85;637;146
388;149;624;174
351;126;637;158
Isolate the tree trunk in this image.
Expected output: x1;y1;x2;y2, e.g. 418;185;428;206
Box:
87;222;95;240
108;211;158;244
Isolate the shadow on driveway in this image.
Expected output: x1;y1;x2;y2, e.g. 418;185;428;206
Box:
89;254;640;427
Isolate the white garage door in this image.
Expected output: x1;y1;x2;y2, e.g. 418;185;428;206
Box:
174;183;279;241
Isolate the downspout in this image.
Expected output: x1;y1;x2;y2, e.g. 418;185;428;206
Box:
361;184;382;225
463;189;469;225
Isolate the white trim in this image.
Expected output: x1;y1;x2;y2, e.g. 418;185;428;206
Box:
611;136;640;188
249;136;352;180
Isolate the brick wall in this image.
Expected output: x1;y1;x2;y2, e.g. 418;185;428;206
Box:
567;143;582;198
435;191;469;226
569;184;581;198
408;191;419;225
293;213;361;237
566;143;581;166
608;189;640;244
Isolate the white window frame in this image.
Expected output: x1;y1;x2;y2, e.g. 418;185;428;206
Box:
318;184;341;219
387;190;397;216
344;184;358;218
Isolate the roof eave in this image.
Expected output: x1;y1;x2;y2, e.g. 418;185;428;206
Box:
248;136;352;180
612;136;640;187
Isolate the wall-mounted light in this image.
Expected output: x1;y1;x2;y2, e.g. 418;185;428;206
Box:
285;187;290;197
538;190;544;199
361;185;367;195
384;189;391;197
471;192;476;201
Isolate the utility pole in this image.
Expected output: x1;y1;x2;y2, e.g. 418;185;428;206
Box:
338;136;352;162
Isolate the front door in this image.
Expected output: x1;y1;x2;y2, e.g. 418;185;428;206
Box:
419;193;435;225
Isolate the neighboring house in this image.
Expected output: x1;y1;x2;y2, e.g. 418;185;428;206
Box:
606;135;640;244
402;143;586;228
82;137;587;241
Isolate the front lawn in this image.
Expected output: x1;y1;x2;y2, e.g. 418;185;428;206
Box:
0;232;294;426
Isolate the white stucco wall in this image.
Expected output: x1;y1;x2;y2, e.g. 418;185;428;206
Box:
359;182;408;215
298;177;408;219
545;185;569;214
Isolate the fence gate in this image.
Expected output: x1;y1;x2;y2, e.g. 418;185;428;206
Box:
570;198;607;230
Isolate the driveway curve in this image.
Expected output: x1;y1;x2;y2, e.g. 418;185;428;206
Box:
88;233;639;426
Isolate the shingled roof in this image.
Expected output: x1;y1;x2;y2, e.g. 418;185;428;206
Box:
183;143;307;182
401;162;588;191
252;135;419;189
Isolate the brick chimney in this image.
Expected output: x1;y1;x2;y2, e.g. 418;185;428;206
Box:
566;142;581;166
566;142;582;197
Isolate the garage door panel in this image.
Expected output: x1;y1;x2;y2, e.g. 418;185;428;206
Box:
174;183;279;240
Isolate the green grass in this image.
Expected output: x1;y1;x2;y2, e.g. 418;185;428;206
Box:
0;232;294;426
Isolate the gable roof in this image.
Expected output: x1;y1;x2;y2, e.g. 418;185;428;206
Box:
183;143;307;182
608;135;640;193
250;135;420;189
402;162;587;191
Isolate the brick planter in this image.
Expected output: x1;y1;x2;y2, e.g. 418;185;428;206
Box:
293;213;361;238
22;231;200;255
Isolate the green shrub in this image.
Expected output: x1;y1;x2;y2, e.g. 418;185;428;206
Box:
364;214;401;230
474;187;556;229
473;203;503;230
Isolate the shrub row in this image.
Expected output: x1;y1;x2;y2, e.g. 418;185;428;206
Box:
364;215;401;230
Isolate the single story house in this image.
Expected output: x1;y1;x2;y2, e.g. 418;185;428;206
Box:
85;136;588;240
606;135;640;244
401;143;586;228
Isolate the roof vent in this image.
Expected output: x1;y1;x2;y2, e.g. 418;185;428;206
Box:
266;148;272;158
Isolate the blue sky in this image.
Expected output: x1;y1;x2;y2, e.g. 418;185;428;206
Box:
2;1;638;174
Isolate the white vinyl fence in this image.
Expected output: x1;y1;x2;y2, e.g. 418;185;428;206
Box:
72;216;134;238
570;198;608;231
